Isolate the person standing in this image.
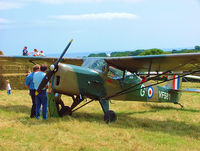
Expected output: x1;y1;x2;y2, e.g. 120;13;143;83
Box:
23;46;28;56
39;50;45;56
25;64;40;118
0;50;4;55
6;80;11;95
33;49;39;56
33;64;49;120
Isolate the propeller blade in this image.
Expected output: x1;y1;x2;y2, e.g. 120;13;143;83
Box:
35;39;73;95
35;70;54;95
55;39;73;66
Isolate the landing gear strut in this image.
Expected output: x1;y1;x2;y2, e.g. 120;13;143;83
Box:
55;94;84;117
99;99;117;123
52;93;117;123
59;106;72;116
174;102;184;108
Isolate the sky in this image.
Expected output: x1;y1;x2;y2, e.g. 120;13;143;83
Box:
0;0;200;56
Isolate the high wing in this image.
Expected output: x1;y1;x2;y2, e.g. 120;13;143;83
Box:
0;56;83;68
105;53;200;74
1;53;200;74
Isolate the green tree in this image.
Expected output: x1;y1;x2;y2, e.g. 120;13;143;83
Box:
110;51;132;57
110;50;144;57
139;48;164;56
130;49;144;56
88;53;107;57
172;49;177;53
194;45;200;50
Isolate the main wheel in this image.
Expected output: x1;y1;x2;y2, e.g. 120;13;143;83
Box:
104;110;117;123
59;106;72;117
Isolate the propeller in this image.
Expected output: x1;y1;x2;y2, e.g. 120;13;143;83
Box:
35;39;73;95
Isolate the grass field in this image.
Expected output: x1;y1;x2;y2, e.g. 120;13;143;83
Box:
0;82;200;151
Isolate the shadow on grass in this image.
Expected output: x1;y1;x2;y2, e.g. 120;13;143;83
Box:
73;111;200;139
116;114;199;138
21;107;198;139
143;104;200;113
0;105;30;114
5;103;199;139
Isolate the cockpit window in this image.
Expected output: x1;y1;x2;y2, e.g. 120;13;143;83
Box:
82;58;124;79
108;66;123;79
81;58;107;73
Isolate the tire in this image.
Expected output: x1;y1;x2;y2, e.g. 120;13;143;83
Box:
104;110;117;123
59;106;72;117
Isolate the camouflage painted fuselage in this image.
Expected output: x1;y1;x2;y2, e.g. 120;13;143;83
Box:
52;63;181;103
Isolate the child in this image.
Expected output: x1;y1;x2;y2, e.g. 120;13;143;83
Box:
6;80;11;95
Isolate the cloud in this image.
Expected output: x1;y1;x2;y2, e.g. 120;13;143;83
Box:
0;1;22;10
51;13;138;20
40;0;102;3
35;0;143;4
0;18;12;30
0;18;10;24
124;0;143;2
0;0;143;10
0;0;144;12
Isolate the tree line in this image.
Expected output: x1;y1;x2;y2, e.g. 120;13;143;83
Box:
88;45;200;57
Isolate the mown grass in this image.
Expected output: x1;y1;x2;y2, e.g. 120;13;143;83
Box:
0;82;200;151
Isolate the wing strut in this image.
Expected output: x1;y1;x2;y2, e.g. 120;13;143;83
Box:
105;60;194;100
147;60;196;81
71;99;95;113
106;69;200;100
147;59;152;77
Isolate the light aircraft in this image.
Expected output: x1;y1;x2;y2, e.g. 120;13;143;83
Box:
1;40;200;123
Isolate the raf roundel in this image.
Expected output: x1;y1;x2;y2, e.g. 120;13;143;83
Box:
147;86;154;99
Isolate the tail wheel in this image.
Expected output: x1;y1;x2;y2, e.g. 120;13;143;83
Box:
104;110;117;123
59;106;72;117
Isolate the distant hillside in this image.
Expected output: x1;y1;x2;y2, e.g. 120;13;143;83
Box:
88;45;200;57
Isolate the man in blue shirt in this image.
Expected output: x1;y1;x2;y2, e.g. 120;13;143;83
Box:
25;64;40;118
23;46;28;56
33;64;49;120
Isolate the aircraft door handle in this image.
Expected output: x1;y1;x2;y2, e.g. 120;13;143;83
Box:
89;80;103;84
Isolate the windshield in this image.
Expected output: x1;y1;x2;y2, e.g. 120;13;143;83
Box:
82;58;124;79
81;58;107;73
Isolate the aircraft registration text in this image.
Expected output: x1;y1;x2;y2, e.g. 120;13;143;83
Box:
159;91;170;100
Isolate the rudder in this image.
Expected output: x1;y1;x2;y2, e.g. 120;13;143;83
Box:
166;75;182;90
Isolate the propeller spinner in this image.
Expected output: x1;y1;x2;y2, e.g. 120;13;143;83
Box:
35;39;73;95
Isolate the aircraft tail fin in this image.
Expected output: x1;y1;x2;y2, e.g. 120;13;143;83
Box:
164;75;182;103
164;75;200;105
166;75;182;90
166;75;200;93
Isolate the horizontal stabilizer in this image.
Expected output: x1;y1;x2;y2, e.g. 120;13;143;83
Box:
185;75;200;80
172;88;200;93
